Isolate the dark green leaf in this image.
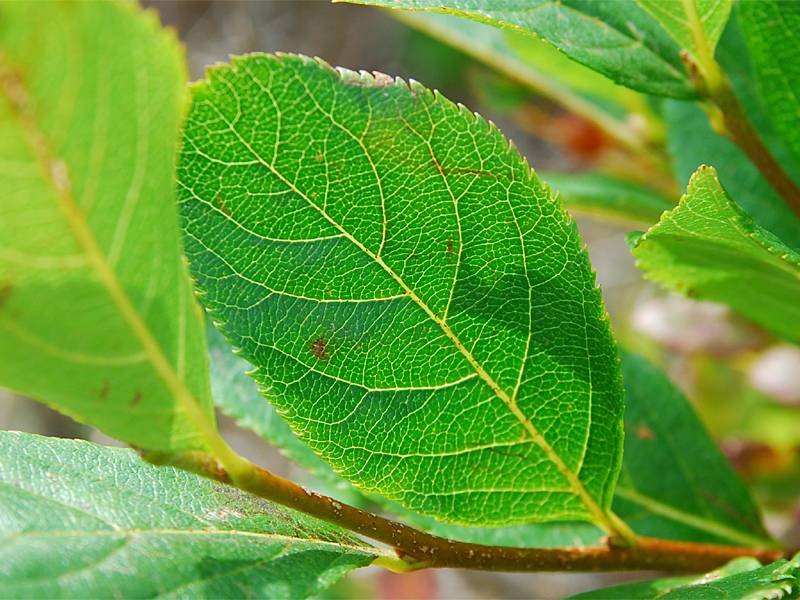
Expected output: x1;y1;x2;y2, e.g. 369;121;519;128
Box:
210;326;607;547
208;325;333;478
738;0;800;167
631;166;800;345
0;431;376;599
179;54;625;529
615;351;775;548
0;1;215;451
661;99;800;250
341;0;695;98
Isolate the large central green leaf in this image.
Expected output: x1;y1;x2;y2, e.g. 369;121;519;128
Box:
179;54;624;529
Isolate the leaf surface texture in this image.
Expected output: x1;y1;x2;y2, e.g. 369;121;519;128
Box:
179;54;624;528
0;431;375;599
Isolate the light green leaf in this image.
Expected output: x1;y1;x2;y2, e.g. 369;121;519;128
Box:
0;2;215;451
738;1;800;167
0;431;376;599
614;351;774;548
179;54;625;530
631;166;800;344
341;0;695;98
391;11;656;150
544;172;673;226
637;0;732;57
568;556;772;599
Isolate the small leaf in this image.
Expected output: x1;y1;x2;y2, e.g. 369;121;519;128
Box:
615;351;775;548
637;0;732;58
0;431;376;599
738;1;800;167
568;556;774;599
544;172;673;226
630;166;800;344
0;1;215;451
179;54;625;529
341;0;695;98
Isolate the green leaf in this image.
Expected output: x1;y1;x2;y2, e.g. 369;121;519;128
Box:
391;11;657;149
637;0;732;57
210;324;607;547
568;556;772;599
179;54;625;530
0;431;376;599
614;351;774;548
630;166;800;344
341;0;695;98
0;2;216;451
738;1;800;167
543;172;673;226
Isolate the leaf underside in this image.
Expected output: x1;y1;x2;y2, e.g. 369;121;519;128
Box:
631;166;800;345
0;431;375;599
0;1;214;451
179;53;624;528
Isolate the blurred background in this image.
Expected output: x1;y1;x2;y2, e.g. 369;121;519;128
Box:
3;2;799;598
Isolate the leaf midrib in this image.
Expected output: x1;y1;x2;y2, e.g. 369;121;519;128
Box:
0;55;217;453
203;70;615;533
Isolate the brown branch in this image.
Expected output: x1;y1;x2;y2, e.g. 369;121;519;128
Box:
149;449;785;573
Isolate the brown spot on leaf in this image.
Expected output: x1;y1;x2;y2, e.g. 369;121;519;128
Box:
311;336;328;360
98;380;110;401
314;152;324;162
132;389;142;407
636;424;654;440
447;240;454;262
0;282;13;309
